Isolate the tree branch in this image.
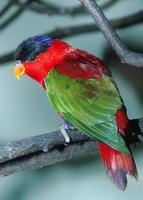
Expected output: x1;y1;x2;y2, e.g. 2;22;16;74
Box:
79;0;143;67
0;0;15;17
0;0;33;31
16;0;85;16
0;119;142;176
16;0;118;16
1;10;143;64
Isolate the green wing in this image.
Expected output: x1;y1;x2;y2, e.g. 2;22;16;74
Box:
45;68;130;155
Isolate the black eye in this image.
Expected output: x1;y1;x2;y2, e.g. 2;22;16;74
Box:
30;56;35;61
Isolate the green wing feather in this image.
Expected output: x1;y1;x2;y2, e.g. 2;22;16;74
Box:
45;69;130;155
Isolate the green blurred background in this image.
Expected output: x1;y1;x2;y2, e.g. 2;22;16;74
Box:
0;0;143;199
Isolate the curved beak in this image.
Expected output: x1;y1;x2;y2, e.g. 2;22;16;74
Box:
14;61;25;80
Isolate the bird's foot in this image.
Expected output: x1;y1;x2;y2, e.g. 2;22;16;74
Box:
43;123;74;153
58;122;75;145
59;124;71;145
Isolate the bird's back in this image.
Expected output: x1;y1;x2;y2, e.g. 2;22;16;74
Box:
45;50;130;155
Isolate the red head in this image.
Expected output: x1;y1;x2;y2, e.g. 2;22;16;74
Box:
14;35;73;88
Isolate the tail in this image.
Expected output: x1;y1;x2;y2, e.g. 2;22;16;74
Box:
97;142;138;190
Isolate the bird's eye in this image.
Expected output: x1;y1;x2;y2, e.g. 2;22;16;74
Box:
30;56;36;61
16;60;23;67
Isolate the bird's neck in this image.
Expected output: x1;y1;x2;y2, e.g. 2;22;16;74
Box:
24;39;74;88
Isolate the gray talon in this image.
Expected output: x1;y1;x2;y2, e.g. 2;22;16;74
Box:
59;125;71;144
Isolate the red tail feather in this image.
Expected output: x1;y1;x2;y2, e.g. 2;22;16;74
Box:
116;108;128;136
97;142;138;190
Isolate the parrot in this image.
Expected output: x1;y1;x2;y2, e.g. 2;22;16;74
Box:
14;35;138;190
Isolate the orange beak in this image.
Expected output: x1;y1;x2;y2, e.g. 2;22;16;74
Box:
14;62;25;80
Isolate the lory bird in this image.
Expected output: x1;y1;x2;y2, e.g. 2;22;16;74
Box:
14;35;137;190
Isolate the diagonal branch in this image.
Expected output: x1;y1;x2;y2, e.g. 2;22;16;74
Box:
1;10;143;64
0;118;142;176
0;0;34;31
0;0;15;17
79;0;143;67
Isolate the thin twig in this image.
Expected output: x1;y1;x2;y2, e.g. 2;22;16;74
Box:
0;119;142;176
16;1;85;16
0;0;33;31
0;0;15;18
79;0;143;67
1;10;143;64
16;0;118;16
0;7;24;31
101;0;118;10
